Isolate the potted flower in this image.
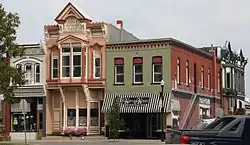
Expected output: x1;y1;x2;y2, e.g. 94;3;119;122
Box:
63;128;74;140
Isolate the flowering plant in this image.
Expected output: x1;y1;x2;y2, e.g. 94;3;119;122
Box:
74;128;87;136
63;127;75;136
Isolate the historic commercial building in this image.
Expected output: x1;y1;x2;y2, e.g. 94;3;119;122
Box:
44;2;138;135
202;41;248;115
102;38;222;138
10;43;46;140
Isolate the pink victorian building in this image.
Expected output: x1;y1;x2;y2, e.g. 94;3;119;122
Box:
44;2;138;135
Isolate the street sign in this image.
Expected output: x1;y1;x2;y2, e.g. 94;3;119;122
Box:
19;99;29;112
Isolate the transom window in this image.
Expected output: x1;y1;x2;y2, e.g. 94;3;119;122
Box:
152;56;162;83
114;58;124;84
133;57;143;84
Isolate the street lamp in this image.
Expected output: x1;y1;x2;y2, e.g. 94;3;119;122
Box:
160;79;164;142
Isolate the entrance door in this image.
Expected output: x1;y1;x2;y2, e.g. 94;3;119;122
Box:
147;114;157;139
37;111;43;137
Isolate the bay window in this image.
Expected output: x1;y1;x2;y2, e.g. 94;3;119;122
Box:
94;56;101;78
114;58;124;84
152;56;162;83
133;57;143;84
62;47;70;77
52;56;58;78
34;64;40;83
67;109;76;127
73;46;81;77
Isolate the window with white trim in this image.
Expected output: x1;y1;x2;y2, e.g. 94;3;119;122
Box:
133;57;143;84
52;56;58;78
62;46;70;77
177;58;180;84
67;109;76;127
114;58;124;84
16;64;22;72
208;68;211;90
152;56;162;83
186;60;189;86
201;65;204;88
25;63;32;84
94;56;101;78
73;46;81;77
34;63;40;83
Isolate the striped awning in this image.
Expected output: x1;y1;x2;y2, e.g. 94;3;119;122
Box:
101;92;171;113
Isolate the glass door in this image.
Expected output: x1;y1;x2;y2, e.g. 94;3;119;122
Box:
147;114;157;139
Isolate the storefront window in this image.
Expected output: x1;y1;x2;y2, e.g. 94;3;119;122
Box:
67;109;76;126
79;108;87;127
11;113;36;132
90;102;99;126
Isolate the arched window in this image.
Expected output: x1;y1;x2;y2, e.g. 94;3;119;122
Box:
25;63;32;84
16;64;22;72
34;63;40;83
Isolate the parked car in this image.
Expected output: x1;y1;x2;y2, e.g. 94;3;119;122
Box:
171;115;250;144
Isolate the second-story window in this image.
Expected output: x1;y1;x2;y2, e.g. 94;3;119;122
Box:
133;57;143;84
52;56;58;78
16;64;22;72
152;56;162;83
114;58;124;84
177;58;180;84
208;68;211;90
25;63;32;84
94;56;101;78
62;47;70;77
226;72;231;89
35;64;40;83
73;46;81;77
185;60;189;86
201;65;204;89
218;73;221;92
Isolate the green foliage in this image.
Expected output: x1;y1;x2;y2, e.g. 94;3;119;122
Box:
222;88;237;97
106;96;124;139
234;108;246;115
0;4;26;104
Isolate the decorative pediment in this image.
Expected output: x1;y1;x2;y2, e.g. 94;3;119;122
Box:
55;2;92;23
57;35;88;44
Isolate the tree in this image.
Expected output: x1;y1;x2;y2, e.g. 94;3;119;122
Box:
0;3;26;104
106;95;124;140
234;108;246;115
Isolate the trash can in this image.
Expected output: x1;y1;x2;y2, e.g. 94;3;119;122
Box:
165;126;172;144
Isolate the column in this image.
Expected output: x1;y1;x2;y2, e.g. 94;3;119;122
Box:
63;103;66;129
87;101;91;134
42;96;46;137
76;88;79;128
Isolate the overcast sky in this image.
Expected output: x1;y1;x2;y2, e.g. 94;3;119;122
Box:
2;0;250;96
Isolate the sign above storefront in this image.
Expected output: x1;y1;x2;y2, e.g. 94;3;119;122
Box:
122;97;150;105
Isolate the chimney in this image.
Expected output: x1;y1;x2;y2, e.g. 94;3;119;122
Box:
116;20;123;42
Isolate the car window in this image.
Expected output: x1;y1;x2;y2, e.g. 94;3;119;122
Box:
205;117;236;131
229;122;240;132
242;118;250;138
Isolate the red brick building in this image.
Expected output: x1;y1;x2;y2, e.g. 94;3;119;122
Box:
171;43;223;129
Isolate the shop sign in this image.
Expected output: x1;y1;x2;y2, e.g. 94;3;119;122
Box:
122;97;150;105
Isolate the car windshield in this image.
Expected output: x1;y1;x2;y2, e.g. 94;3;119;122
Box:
204;117;236;131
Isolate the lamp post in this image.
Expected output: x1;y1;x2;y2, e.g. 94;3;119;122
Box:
160;79;165;142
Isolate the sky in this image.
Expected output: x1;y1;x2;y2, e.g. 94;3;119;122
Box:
2;0;250;96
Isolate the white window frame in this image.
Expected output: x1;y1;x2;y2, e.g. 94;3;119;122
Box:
66;108;77;127
72;45;82;78
201;66;204;89
133;63;143;84
115;64;124;84
152;63;162;83
93;56;101;78
51;56;58;79
25;63;33;84
185;60;189;86
177;58;180;84
34;63;40;83
61;46;71;78
208;68;211;90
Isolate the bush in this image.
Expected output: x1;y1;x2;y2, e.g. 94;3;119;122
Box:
63;127;87;136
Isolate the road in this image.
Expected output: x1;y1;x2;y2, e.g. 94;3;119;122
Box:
2;140;166;145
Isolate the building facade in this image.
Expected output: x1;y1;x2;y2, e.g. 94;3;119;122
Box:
44;2;138;135
172;43;222;129
217;42;247;114
10;43;46;140
103;39;173;139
